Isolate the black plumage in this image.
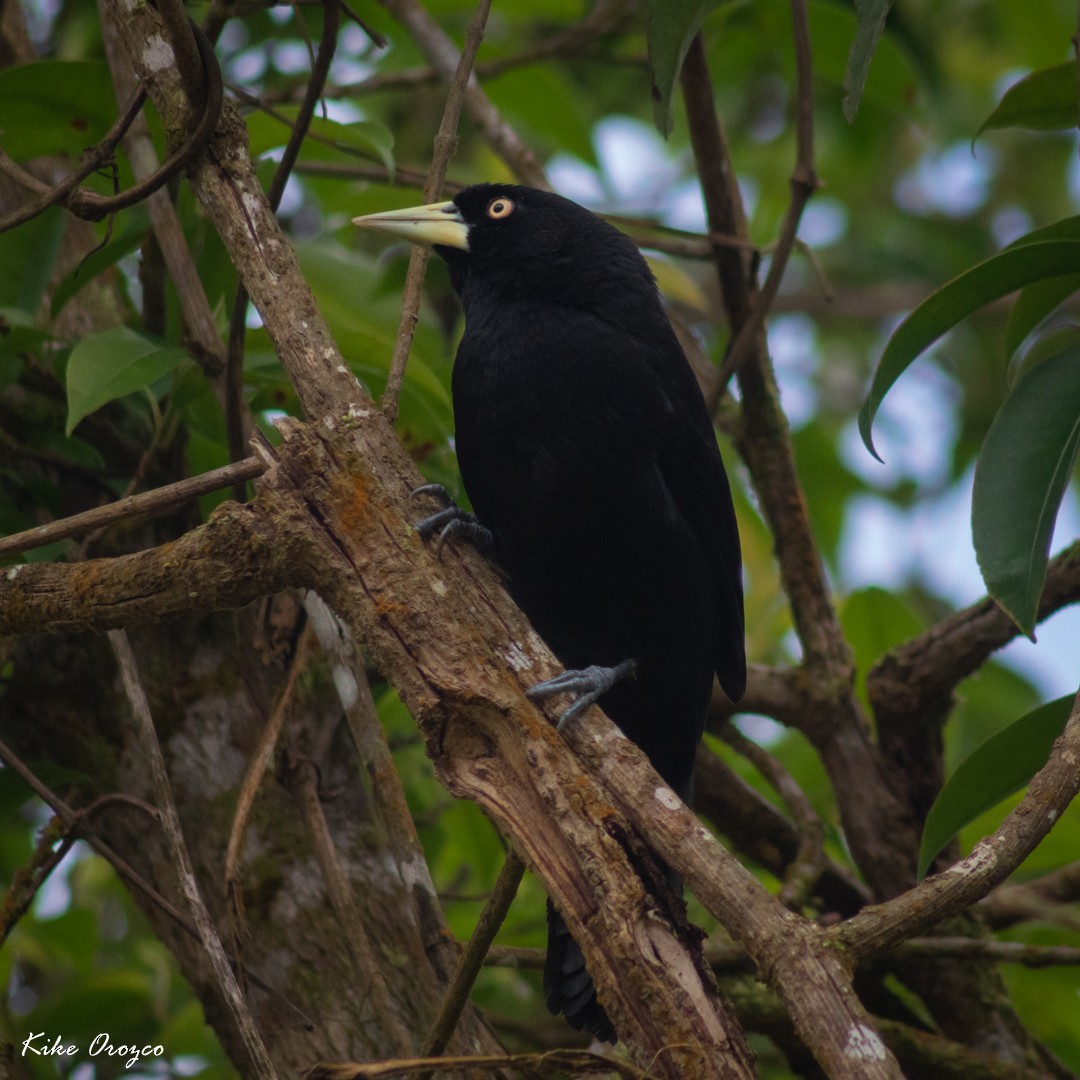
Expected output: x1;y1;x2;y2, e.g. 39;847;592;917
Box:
355;184;745;1043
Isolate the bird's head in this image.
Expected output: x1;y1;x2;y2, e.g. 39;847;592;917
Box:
354;184;655;314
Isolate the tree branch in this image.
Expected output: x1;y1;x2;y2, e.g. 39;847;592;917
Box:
833;687;1080;960
869;539;1080;737
375;0;547;187
566;717;903;1079
381;0;493;423
0;498;304;636
109;628;279;1079
0;457;263;557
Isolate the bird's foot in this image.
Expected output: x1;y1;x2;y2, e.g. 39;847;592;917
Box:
411;483;493;556
527;658;637;731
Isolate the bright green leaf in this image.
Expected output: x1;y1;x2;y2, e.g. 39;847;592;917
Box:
859;240;1080;459
842;0;894;122
979;62;1078;136
65;327;187;435
971;347;1080;636
840;585;923;705
919;695;1074;878
645;0;723;137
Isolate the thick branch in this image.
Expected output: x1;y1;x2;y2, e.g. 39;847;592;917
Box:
869;539;1080;736
0;500;305;636
254;419;757;1079
566;720;903;1079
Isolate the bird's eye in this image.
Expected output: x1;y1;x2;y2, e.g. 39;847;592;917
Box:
486;197;515;220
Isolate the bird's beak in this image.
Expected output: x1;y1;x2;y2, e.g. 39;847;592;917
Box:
352;200;469;251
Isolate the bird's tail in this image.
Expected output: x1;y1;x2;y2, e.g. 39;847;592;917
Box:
543;899;616;1043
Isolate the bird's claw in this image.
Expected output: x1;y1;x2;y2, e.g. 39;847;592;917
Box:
411;482;454;508
527;658;637;731
411;484;493;556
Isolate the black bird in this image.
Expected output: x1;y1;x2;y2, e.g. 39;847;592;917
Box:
355;184;745;1043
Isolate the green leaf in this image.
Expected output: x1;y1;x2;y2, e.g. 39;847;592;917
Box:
1011;326;1080;385
859;240;1080;459
487;65;596;166
1002;218;1080;358
65;327;187;435
919;695;1074;878
978;62;1078;136
245;109;394;177
645;0;723;137
1005;275;1080;360
0;207;67;315
51;211;148;319
842;0;894;122
971;347;1080;636
0;60;118;159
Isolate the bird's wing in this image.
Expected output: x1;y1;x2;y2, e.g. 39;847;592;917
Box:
615;322;746;703
576;316;747;702
656;391;747;703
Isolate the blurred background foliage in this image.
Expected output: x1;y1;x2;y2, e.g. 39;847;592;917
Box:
1;0;1079;1076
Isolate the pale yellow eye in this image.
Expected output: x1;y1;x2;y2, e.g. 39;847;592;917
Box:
486;197;514;220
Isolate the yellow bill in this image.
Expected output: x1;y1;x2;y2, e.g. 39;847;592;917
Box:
352;200;469;250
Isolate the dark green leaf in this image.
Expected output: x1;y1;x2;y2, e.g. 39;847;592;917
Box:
1010;327;1080;385
803;0;920;116
0;307;53;376
0;61;118;159
65;327;187;435
1005;275;1080;359
0;207;67;315
1002;218;1080;358
859;240;1080;459
245;109;394;177
978;62;1078;136
51;211;148;319
971;347;1080;636
919;695;1074;878
0;761;92;820
645;0;723;137
842;0;894;122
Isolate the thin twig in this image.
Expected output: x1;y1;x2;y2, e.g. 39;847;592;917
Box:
100;0;227;383
0;457;264;557
0;21;223;231
287;753;416;1056
376;0;546;187
716;721;824;911
900;937;1080;967
380;0;493;423
331;0;631;98
0;84;146;234
302;1047;652;1080
418;850;525;1069
0;733;314;1029
224;620;312;937
716;0;819;389
225;0;341;477
109;629;280;1079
